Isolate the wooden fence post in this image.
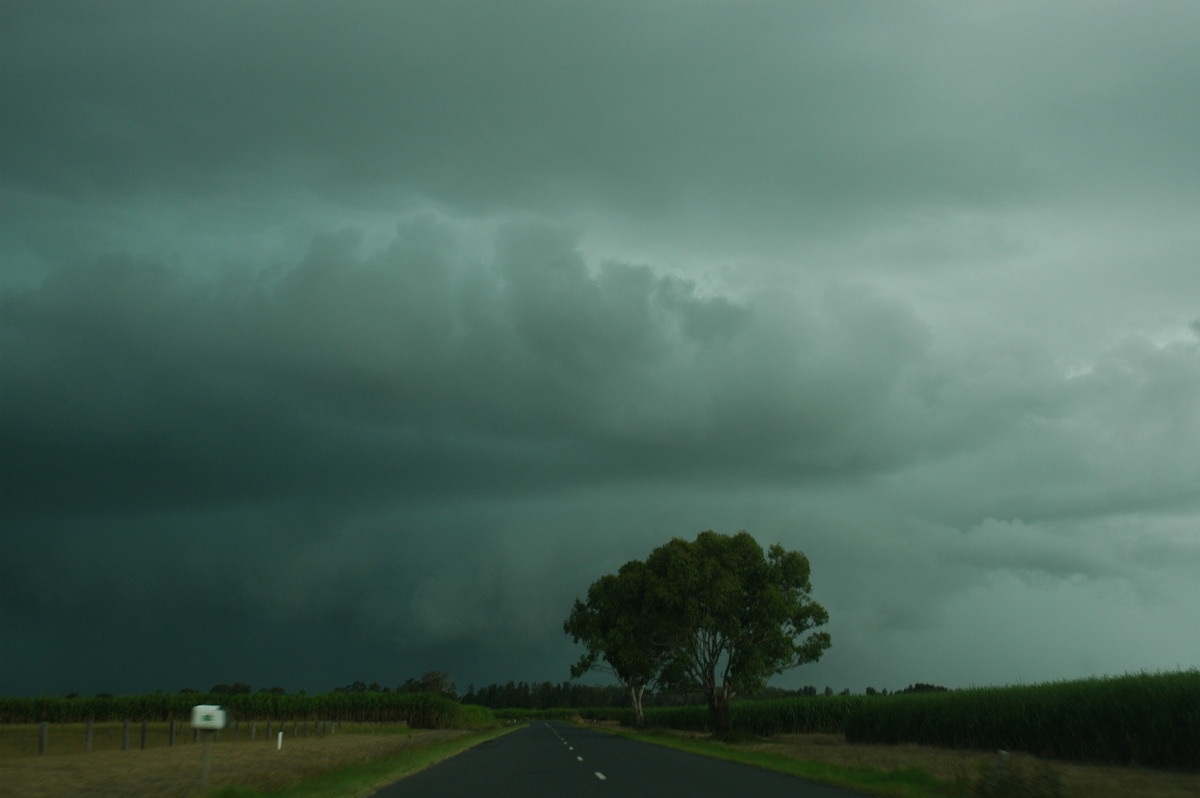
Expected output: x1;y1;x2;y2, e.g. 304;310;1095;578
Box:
169;719;176;746
38;722;48;756
86;719;94;753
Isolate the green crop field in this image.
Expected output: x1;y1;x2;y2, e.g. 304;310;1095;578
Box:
635;670;1200;771
0;692;495;730
843;670;1200;770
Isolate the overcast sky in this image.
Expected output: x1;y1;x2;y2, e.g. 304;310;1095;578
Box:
3;1;1199;699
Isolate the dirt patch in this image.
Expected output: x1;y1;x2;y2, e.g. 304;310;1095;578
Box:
0;730;466;798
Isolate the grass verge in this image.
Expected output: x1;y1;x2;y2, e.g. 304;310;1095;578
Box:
594;726;1200;798
599;727;968;798
204;724;522;798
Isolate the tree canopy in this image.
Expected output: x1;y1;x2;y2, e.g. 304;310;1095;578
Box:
564;530;831;733
563;559;678;726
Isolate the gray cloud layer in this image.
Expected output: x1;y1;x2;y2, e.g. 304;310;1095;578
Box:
2;1;1198;695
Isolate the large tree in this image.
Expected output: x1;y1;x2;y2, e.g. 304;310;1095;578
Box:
566;531;830;735
649;531;831;734
563;559;679;727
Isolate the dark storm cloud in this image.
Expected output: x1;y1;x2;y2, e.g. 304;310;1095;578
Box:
5;217;1197;686
8;1;1198;236
6;215;1200;692
0;217;934;522
0;216;904;693
3;1;1200;696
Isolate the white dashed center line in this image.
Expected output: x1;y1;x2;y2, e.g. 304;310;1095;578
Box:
595;772;607;780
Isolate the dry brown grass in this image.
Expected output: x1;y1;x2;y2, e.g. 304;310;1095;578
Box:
0;728;467;798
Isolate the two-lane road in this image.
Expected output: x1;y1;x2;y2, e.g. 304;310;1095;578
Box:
374;722;872;797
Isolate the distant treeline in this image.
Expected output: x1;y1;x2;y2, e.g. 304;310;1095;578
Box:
60;679;948;707
462;681;633;709
458;681;946;709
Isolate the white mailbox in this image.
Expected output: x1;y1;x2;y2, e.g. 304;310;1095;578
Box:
192;704;228;730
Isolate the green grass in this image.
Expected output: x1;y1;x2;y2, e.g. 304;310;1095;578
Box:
202;725;522;798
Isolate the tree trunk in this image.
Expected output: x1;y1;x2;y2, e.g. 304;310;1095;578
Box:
706;685;733;736
630;684;646;728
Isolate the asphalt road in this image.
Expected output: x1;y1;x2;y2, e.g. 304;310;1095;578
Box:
374;721;873;798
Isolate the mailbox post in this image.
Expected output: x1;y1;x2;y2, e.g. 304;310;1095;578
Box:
192;705;228;789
